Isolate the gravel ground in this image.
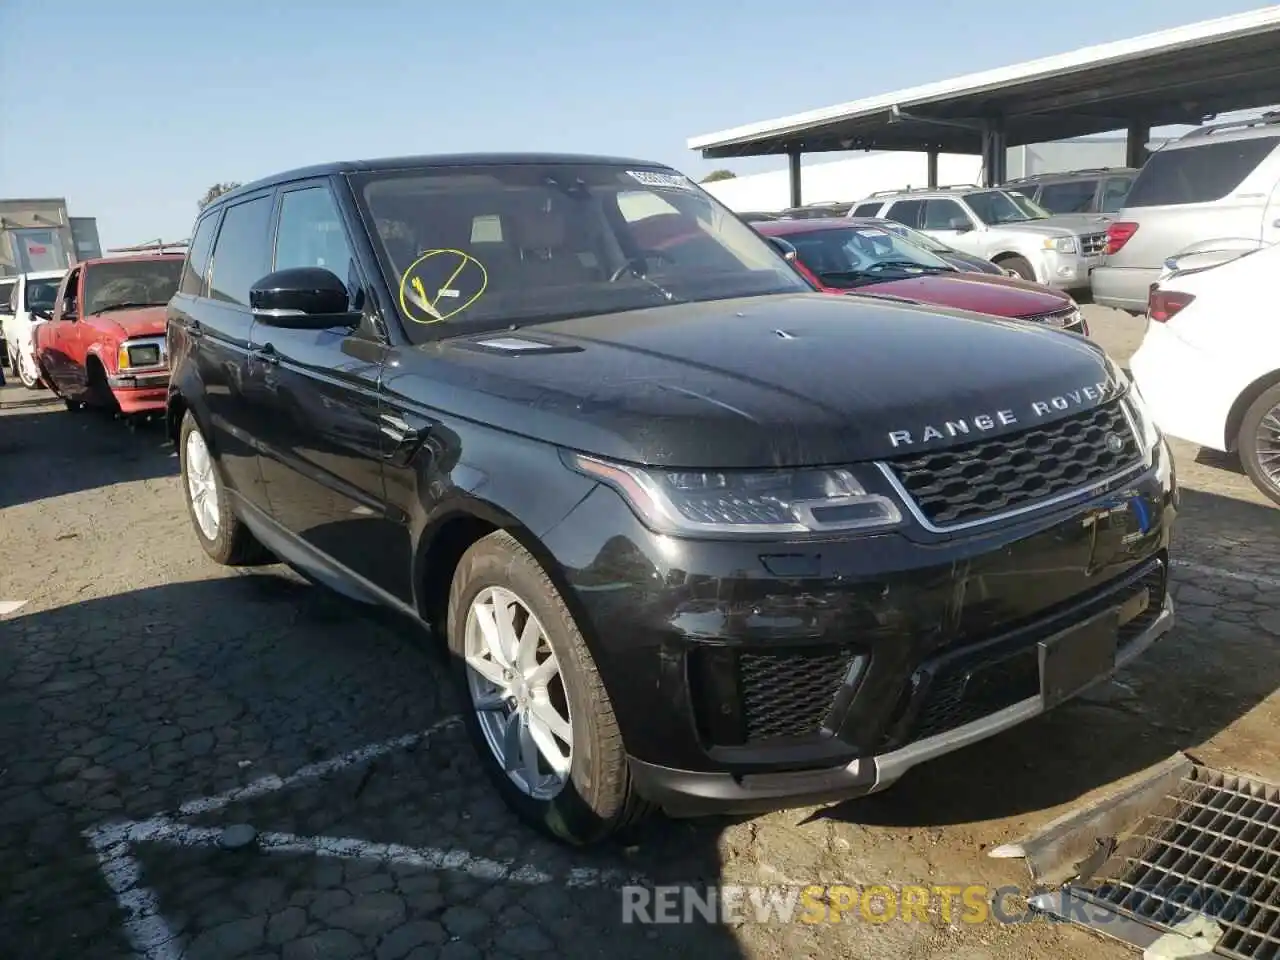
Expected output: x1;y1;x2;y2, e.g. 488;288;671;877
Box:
1;305;1276;960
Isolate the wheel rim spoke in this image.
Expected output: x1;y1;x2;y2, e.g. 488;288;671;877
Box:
463;585;572;801
1258;403;1280;486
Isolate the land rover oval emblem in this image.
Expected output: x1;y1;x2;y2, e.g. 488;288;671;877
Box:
1104;432;1125;454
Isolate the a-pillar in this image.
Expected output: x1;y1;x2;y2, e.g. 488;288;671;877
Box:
788;148;802;208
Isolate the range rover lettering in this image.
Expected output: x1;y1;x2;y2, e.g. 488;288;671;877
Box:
166;154;1178;845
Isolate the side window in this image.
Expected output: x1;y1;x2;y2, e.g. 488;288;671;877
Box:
0;281;15;315
1101;176;1134;213
60;268;81;317
1038;180;1099;214
852;202;883;217
883;199;924;228
273;186;355;292
181;213;219;297
1126;138;1280;207
921;198;971;230
208;196;273;306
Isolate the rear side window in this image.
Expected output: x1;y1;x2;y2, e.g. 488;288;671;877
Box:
852;202;882;217
208;196;273;305
883;199;924;228
0;280;14;314
1125;137;1280;207
181;213;219;297
1038;180;1099;213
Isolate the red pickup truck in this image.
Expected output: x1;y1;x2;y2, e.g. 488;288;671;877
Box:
34;253;183;415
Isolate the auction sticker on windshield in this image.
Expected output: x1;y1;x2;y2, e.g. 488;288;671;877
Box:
398;248;488;324
626;170;694;190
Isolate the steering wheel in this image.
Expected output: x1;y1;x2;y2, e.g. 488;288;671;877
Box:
608;249;676;282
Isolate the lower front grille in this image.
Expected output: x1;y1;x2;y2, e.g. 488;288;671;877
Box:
905;556;1166;744
1018;305;1082;332
885;398;1142;528
1067;767;1280;960
738;649;856;742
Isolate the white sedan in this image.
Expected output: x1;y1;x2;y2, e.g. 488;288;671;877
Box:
1129;240;1280;504
1;269;66;389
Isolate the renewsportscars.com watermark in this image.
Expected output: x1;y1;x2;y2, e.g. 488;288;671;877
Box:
621;883;1248;926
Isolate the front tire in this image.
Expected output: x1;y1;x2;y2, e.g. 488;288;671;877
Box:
16;348;42;389
1238;383;1280;507
998;255;1036;282
446;531;651;844
179;410;269;565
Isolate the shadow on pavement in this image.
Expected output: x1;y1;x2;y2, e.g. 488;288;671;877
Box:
825;485;1279;828
0;574;743;960
0;403;174;510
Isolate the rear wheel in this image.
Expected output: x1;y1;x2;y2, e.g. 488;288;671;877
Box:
997;255;1036;282
1238;383;1280;508
446;531;651;844
179;410;270;565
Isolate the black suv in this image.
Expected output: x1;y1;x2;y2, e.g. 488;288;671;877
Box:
166;153;1178;845
1003;167;1139;215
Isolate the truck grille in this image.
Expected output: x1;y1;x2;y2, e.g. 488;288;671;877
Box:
1018;306;1085;333
907;556;1166;744
885;398;1141;528
1081;232;1107;256
739;649;854;742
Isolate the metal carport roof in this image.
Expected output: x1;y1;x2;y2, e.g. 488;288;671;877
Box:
687;7;1280;159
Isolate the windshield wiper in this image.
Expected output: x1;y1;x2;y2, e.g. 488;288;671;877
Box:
866;260;952;273
91;301;163;315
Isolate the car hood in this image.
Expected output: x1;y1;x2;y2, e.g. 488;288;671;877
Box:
842;272;1071;318
1003;214;1112;238
941;250;1002;274
88;305;167;339
384;293;1117;469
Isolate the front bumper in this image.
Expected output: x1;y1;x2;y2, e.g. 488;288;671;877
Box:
107;370;169;413
545;443;1176;815
1039;251;1102;291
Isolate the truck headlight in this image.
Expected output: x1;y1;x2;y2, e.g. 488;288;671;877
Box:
118;342;161;369
1045;237;1077;254
565;453;903;537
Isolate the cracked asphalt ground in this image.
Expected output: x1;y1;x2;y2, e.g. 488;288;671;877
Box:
1;306;1277;960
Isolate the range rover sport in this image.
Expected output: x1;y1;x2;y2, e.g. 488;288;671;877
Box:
166;154;1178;845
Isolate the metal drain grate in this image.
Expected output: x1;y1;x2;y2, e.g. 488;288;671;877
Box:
1067;766;1280;959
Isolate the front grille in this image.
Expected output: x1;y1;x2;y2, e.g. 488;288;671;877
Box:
886;398;1141;528
1081;232;1107;256
739;649;854;742
1066;767;1280;960
906;556;1166;744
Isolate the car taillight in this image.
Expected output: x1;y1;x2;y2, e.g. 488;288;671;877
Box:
1105;221;1138;255
1148;287;1194;323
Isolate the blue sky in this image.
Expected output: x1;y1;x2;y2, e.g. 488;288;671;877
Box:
0;0;1268;249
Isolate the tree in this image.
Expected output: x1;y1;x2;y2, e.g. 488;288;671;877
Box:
198;182;242;211
700;169;736;183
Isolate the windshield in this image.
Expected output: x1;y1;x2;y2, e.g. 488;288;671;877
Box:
871;220;952;254
962;190;1045;225
83;259;183;315
781;224;955;288
23;278;62;312
352;163;810;340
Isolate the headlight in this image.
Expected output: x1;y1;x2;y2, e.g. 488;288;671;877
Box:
565;453;903;537
1045;237;1077;254
118;342;161;369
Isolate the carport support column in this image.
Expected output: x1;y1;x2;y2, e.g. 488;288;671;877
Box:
980;120;1008;187
926;148;939;188
1126;120;1150;168
788;148;802;208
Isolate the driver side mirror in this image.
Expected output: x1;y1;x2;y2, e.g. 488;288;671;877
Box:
947;219;974;233
249;267;359;329
765;236;798;261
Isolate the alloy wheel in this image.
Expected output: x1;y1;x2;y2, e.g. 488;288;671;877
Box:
17;350;39;388
185;429;221;541
463;586;572;800
1254;402;1280;491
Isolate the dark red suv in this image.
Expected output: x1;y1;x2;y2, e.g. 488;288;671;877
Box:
755;218;1088;335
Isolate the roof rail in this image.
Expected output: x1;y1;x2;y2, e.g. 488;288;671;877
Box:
865;182;982;198
1181;111;1280;140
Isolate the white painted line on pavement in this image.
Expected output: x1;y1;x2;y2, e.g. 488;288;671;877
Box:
176;714;462;816
1171;559;1280;591
0;599;27;615
86;823;181;960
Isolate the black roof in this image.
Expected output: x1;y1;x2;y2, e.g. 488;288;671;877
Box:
205;152;673;213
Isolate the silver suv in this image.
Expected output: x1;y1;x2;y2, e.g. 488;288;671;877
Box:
849;186;1108;293
1092;113;1280;314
